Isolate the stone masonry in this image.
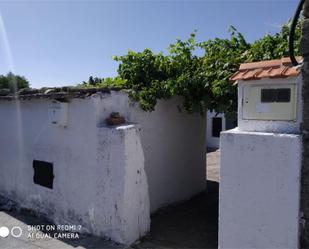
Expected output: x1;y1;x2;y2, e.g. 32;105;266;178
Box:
300;0;309;247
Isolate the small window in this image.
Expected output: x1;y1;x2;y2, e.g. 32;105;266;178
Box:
261;88;291;103
33;160;54;189
212;117;222;137
277;88;291;102
261;89;277;102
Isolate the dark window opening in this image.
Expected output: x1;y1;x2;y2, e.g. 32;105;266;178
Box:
261;89;277;102
212;117;222;137
261;88;291;103
33;160;54;189
277;88;291;102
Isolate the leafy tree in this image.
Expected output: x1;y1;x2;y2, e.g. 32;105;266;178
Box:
88;76;95;86
199;26;250;115
113;30;249;114
0;72;29;92
113;49;174;111
113;20;301;115
246;21;302;61
82;76;102;86
79;76;126;89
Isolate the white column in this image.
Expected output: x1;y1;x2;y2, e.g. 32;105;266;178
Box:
219;129;301;249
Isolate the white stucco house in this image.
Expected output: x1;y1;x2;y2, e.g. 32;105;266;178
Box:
0;88;206;244
206;111;236;148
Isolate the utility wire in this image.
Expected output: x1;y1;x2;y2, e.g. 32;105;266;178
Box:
289;0;305;66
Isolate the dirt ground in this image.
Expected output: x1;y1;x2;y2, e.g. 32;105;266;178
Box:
132;149;220;249
206;148;220;182
0;150;220;249
132;182;218;249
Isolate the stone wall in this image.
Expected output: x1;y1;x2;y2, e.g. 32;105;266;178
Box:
301;0;309;247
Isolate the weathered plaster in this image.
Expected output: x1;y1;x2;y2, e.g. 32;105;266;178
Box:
92;91;206;212
0;97;149;244
0;92;206;243
300;0;309;247
219;129;302;249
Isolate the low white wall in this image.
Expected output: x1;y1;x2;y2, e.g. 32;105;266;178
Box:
0;91;206;242
238;76;303;134
0;98;149;244
219;129;301;249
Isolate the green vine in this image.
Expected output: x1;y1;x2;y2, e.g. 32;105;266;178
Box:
82;20;301;116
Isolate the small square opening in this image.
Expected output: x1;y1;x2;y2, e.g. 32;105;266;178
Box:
261;88;291;103
261;89;277;102
33;160;54;189
277;88;291;102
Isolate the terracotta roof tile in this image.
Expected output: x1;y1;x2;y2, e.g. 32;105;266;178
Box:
230;57;302;83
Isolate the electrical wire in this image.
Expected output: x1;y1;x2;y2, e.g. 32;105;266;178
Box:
289;0;305;66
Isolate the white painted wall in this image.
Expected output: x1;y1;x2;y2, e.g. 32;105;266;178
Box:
206;111;226;148
95;124;150;243
93;91;206;212
238;76;303;134
0;98;149;244
219;129;301;249
0;91;206;242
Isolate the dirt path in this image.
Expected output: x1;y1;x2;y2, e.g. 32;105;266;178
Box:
133;150;220;248
207;149;220;182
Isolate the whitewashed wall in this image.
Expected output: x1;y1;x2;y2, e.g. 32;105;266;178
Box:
93;91;206;212
0;91;206;242
219;129;301;249
0;97;150;244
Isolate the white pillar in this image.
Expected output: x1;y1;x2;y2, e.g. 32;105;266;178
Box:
219;129;301;249
96;124;150;244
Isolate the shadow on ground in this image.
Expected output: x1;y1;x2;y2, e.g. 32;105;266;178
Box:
0;180;218;249
133;180;219;249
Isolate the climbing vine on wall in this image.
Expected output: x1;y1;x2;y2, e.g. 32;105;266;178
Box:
84;21;302;116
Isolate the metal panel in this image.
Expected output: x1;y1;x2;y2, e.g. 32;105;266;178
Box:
242;84;297;121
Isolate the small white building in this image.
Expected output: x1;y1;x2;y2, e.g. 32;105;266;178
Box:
219;57;302;249
206;111;237;148
0;89;206;244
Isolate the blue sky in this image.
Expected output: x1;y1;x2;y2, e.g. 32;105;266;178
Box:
0;0;300;88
